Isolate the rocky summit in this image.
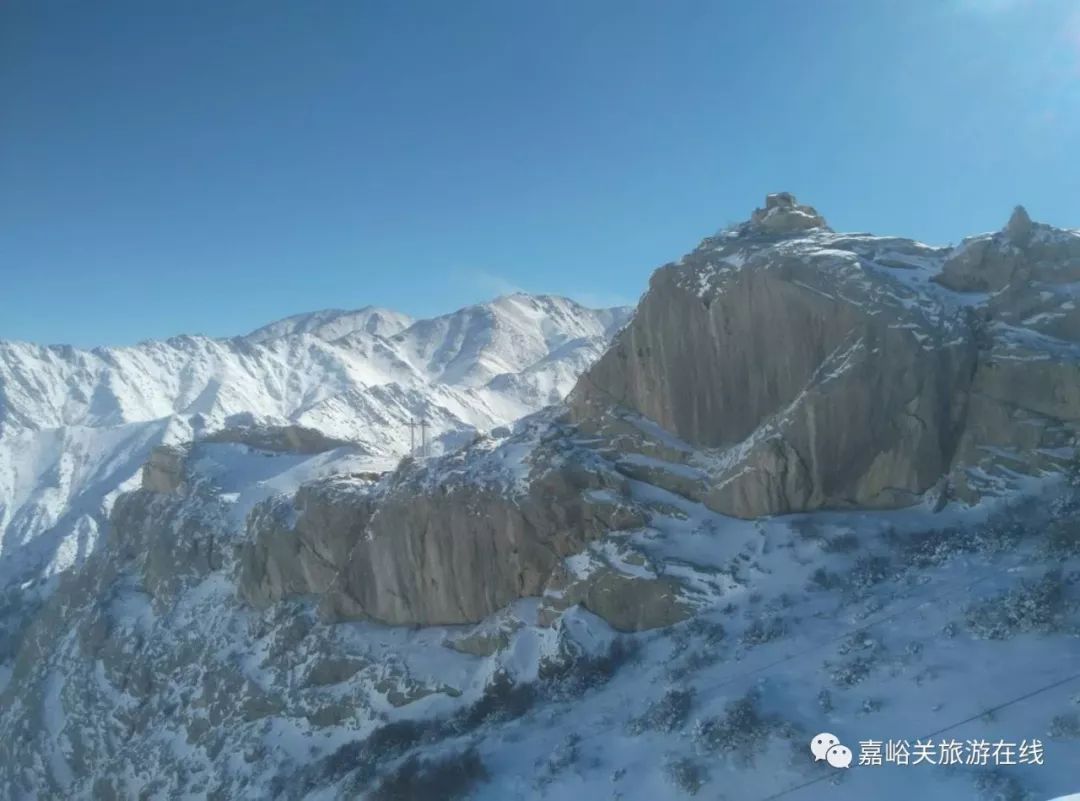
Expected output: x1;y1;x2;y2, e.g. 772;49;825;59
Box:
573;195;1080;515
1;197;1079;800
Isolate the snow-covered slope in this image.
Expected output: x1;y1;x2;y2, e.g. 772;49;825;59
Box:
0;294;632;587
243;306;414;344
1;409;1076;801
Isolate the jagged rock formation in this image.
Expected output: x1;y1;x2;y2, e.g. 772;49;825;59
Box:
745;192;830;235
239;417;652;627
570;195;1080;516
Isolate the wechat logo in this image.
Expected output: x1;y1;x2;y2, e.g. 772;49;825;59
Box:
810;732;853;769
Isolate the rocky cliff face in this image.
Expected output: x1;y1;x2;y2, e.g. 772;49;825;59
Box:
239;415;653;628
569;195;1080;516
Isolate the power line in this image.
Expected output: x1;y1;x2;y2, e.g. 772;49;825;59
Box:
703;570;997;696
752;669;1080;801
921;670;1080;742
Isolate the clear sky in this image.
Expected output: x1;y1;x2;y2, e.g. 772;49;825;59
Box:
2;0;1079;346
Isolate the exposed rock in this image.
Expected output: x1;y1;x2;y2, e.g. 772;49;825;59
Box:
745;192;830;235
321;450;645;626
237;421;649;627
1005;205;1033;244
141;444;188;493
937;205;1080;296
111;488;228;606
305;656;368;687
239;477;379;607
569;226;974;516
201;423;358;454
541;566;695;632
373;672;458;708
569;198;1080;517
444;615;523;657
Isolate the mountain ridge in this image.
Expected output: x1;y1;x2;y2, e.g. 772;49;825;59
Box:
0;293;632;588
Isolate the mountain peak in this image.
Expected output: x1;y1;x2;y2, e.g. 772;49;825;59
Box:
743;192;830;235
1005;204;1033;243
243;306;413;344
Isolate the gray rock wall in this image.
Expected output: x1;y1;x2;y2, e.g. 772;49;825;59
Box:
570;198;1080;517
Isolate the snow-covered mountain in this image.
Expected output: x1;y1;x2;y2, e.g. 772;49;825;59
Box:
2;197;1078;801
0;293;632;587
243;306;414;344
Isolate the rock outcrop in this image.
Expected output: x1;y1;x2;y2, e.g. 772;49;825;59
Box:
141;444;189;493
570;196;1080;516
321;463;645;626
239;477;379;607
239;425;650;627
201;423;357;454
745;192;830;235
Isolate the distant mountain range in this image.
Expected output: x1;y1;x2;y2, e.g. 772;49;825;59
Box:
0;293;631;586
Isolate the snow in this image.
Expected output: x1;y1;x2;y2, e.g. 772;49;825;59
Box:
386;483;1075;801
4;215;1080;800
1;393;1077;800
0;294;630;589
242;306;414;344
0;419;175;587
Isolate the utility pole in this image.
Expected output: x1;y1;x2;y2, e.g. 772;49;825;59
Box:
420;418;428;458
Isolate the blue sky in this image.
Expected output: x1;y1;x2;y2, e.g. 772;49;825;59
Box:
2;0;1079;346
